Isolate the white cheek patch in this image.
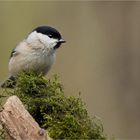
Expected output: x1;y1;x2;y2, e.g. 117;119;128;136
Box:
27;31;58;49
38;34;58;49
37;33;51;45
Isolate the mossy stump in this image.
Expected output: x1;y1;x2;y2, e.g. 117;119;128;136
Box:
0;72;107;139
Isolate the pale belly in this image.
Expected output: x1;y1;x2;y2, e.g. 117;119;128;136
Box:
9;51;56;76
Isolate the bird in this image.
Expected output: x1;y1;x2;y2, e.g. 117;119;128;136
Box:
1;25;66;88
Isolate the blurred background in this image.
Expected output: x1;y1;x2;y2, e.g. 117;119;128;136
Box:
0;1;140;138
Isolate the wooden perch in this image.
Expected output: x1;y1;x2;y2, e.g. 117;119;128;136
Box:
0;95;51;140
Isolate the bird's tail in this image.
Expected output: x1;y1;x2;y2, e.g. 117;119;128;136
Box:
1;76;16;88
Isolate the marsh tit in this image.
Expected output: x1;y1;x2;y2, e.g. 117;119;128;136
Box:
1;26;66;88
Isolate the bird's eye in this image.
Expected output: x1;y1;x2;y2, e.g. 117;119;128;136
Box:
48;34;53;38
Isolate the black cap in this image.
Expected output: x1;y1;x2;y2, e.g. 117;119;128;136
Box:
33;26;62;40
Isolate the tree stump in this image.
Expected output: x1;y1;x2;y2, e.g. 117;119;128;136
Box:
0;95;51;140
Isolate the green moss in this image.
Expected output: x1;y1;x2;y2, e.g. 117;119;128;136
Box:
0;71;107;139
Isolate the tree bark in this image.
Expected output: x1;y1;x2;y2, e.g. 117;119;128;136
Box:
0;95;51;140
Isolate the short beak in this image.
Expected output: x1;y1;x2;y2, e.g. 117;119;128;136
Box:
59;38;66;43
54;38;66;49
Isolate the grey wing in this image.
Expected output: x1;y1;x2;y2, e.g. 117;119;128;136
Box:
10;48;16;58
10;40;27;59
10;47;19;58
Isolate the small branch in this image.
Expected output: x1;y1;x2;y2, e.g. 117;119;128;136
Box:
0;96;50;140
